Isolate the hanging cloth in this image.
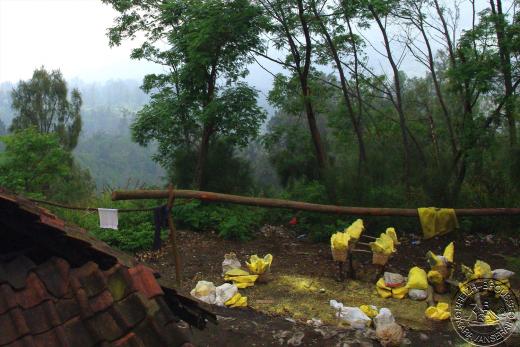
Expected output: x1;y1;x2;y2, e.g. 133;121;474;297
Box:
418;207;458;239
98;208;118;230
152;205;169;250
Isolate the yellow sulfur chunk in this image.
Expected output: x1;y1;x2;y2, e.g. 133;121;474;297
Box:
359;305;378;318
331;232;350;251
225;293;248;308
246;254;273;275
425;302;451;321
427;270;444;285
443;242;454;263
385;227;399;245
474;260;492;279
345;219;364;240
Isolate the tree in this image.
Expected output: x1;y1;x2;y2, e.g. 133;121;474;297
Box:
10;67;82;150
0;128;93;202
103;0;267;189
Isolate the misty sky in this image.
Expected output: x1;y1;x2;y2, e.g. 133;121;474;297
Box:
0;0;489;91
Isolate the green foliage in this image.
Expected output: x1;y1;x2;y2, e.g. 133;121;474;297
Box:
175;200;265;241
0;128;93;202
10;67;82;150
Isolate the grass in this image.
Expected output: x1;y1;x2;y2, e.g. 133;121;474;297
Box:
245;274;452;331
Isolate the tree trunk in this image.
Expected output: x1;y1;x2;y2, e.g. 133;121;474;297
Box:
312;4;367;171
489;0;517;147
194;124;213;190
369;5;411;190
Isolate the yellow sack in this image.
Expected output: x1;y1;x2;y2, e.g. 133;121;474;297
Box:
427;270;444;285
425;302;450;321
359;305;378;318
246;254;273;275
224;268;259;288
474;260;492;279
345;219;364;240
331;231;350;251
418;207;459;239
406;267;428;290
370;233;395;256
225;293;248;308
385;227;399;245
443;242;454;263
376;278;408;299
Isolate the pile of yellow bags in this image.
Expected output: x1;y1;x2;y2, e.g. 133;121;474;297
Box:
425;302;451;321
376;278;408;299
224;268;259;288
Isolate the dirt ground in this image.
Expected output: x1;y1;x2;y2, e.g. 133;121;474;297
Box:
138;225;520;346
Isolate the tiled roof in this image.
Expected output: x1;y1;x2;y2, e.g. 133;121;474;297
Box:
0;256;189;346
0;189;215;346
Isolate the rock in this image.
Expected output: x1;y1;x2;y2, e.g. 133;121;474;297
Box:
287;331;305;346
419;333;429;341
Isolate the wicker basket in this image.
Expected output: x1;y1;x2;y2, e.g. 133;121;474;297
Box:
432;264;449;279
372;252;390;266
331;247;348;262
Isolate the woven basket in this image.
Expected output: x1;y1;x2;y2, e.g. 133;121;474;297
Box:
331;247;348;262
432;264;449;279
372;253;390;266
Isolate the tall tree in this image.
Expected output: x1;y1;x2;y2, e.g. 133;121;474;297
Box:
10;67;82;150
104;0;267;189
256;0;329;172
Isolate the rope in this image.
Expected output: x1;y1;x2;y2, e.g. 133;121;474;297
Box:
29;197;196;213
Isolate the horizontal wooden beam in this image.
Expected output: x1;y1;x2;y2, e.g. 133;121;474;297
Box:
111;189;520;217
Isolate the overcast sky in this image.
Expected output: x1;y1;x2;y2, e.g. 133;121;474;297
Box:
0;0;492;91
0;0;164;84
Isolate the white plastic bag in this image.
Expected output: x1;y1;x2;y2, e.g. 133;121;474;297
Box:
330;300;371;329
373;308;395;329
190;280;216;305
408;289;428;301
222;252;242;275
215;283;238;306
492;269;515;280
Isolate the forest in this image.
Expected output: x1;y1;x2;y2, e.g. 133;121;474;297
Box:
0;0;519;248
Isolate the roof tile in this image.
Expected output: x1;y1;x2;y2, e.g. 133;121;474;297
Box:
89;290;114;313
0;284;17;315
55;297;80;323
33;325;69;347
17;273;51;309
5;256;36;290
112;332;145;347
72;262;106;297
85;310;125;343
3;335;36;347
62;316;95;347
22;300;60;335
34;258;70;298
111;293;147;330
105;265;135;302
128;265;163;300
0;307;30;345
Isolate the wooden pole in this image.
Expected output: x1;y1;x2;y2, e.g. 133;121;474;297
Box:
166;184;182;287
112;189;520;217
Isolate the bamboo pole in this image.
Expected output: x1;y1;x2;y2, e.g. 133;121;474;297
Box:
112;189;520;217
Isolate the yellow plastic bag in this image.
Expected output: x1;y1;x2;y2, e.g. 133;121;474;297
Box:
331;232;350;251
427;270;444;285
370;233;395;256
224;268;259;288
246;254;273;275
474;260;492;279
425;302;450;321
225;293;248;308
385;227;399;245
418;207;459;239
359;305;378;318
345;219;364;240
406;267;428;290
376;278;408;299
443;242;454;263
